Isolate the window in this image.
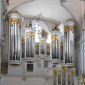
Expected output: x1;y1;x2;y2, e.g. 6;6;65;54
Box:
27;64;33;72
33;23;51;43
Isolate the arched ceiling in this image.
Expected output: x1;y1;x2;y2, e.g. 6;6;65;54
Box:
7;0;74;23
7;0;85;30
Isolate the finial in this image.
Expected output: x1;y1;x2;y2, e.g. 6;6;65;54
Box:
40;29;48;38
29;21;32;27
26;24;28;28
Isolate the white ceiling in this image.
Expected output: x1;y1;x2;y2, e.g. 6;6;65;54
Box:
7;0;74;23
7;0;85;29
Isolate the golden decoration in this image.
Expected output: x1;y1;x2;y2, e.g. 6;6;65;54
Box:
40;30;48;38
58;74;61;78
64;25;74;33
82;74;85;82
10;18;21;27
52;34;60;42
67;66;74;68
62;66;67;72
26;61;34;63
60;42;63;47
53;69;57;75
67;74;70;79
46;46;50;50
35;45;39;49
26;32;34;39
22;38;25;44
71;70;75;75
52;62;60;65
40;40;46;44
66;19;75;22
10;63;20;66
10;11;22;15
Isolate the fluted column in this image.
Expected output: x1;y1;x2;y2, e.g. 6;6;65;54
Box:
64;19;75;63
53;69;58;85
51;31;61;60
25;22;35;58
9;11;22;62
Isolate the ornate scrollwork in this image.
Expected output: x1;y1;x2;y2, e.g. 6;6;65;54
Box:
64;25;74;33
53;69;57;75
26;32;34;39
52;34;60;42
67;74;70;79
62;66;67;72
66;19;75;22
40;40;46;44
40;30;48;38
71;70;75;75
46;46;50;50
35;45;39;49
60;42;63;47
22;38;25;44
10;18;21;27
58;74;61;78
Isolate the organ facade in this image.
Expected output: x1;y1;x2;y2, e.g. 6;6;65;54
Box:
8;11;76;85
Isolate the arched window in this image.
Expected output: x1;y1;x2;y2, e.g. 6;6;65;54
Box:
33;21;51;43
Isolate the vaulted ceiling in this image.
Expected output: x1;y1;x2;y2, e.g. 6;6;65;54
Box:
7;0;85;30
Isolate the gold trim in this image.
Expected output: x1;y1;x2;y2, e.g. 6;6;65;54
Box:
67;66;74;68
66;19;74;22
52;62;60;65
26;32;34;39
26;61;34;63
40;40;46;44
60;42;63;47
10;11;22;15
10;18;21;27
64;25;74;33
62;66;67;72
10;63;20;66
67;74;70;79
58;74;61;78
52;34;60;42
71;70;75;75
82;74;85;83
35;45;39;49
53;69;57;75
41;30;48;38
46;46;50;50
22;38;25;44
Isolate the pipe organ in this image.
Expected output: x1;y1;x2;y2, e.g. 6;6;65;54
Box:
25;22;35;58
64;20;75;63
51;26;61;60
8;11;76;85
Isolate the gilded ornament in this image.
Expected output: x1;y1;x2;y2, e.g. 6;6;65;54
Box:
46;46;50;50
53;69;57;75
40;30;48;38
40;40;46;44
26;61;34;63
67;74;70;79
52;62;60;65
64;25;74;33
60;42;63;47
35;45;39;49
22;38;25;44
66;19;75;22
52;34;60;42
58;74;61;78
10;11;22;15
26;32;34;39
62;66;67;72
71;70;75;75
10;18;21;27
